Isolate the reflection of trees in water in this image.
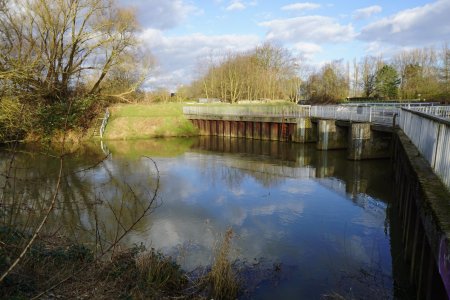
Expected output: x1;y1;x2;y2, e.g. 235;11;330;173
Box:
192;154;285;190
190;137;317;189
0;144;159;249
221;162;285;188
220;164;247;190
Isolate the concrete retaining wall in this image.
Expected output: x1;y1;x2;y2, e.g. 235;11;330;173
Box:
392;129;450;299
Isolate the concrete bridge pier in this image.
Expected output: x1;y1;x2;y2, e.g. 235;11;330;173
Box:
348;123;371;160
293;118;316;143
316;120;348;150
348;123;392;161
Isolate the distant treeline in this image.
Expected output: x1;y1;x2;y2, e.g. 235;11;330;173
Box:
181;43;450;104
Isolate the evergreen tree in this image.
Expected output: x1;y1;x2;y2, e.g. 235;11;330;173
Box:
375;65;400;99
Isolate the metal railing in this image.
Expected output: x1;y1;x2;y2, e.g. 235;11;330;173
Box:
183;104;450;128
183;105;311;118
310;105;370;122
399;108;450;190
99;108;110;139
309;105;400;125
409;106;450;120
342;101;439;107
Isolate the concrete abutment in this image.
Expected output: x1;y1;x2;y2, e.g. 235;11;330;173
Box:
316;120;348;151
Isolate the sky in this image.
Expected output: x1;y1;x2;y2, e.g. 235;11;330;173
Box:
121;0;450;91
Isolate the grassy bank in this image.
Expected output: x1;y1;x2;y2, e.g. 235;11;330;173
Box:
104;103;198;140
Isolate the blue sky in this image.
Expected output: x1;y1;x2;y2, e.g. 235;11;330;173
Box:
122;0;450;90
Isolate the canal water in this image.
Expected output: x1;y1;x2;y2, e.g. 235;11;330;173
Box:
0;137;411;299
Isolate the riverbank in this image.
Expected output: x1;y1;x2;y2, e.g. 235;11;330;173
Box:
0;227;238;299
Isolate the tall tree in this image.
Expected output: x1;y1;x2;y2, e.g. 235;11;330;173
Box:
304;61;348;103
360;56;382;98
402;64;422;99
374;65;400;99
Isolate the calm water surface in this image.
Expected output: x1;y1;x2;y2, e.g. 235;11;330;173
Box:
0;137;409;299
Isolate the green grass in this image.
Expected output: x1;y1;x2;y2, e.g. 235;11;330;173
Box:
110;103;186;118
104;103;198;140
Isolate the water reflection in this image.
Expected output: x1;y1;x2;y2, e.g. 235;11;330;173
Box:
114;137;394;298
192;136;392;204
0;137;399;298
0;143;159;251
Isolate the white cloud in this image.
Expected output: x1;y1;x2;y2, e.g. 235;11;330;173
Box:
139;29;260;90
259;16;355;44
281;2;321;11
292;42;323;59
250;201;304;217
352;5;382;20
226;1;246;11
359;0;450;46
119;0;201;30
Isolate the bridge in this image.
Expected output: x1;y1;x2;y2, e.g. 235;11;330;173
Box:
183;103;449;186
184;102;450;299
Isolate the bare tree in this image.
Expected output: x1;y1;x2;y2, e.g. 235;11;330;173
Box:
0;0;149;103
305;60;348;103
189;43;301;103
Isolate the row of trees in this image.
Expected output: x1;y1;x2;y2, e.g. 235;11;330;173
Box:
186;44;450;103
0;0;152;141
187;44;302;103
303;60;401;102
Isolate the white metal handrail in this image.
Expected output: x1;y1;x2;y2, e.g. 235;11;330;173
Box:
183;104;450;127
399;108;450;191
343;102;439;107
309;105;400;125
183;105;311;118
99;108;110;139
409;106;450;120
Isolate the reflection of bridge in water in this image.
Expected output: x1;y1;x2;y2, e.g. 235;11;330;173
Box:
190;136;389;215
